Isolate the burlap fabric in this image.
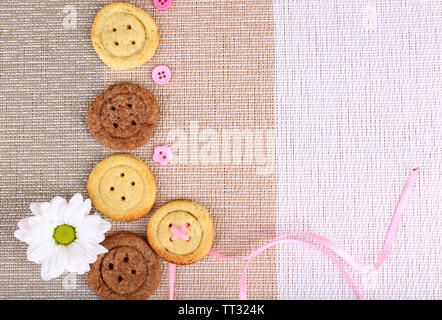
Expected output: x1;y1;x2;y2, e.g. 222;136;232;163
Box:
0;0;276;299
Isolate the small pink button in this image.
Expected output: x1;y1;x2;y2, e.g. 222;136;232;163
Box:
153;0;173;11
153;145;173;165
152;65;172;85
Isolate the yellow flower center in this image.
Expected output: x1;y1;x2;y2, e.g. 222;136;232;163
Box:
53;224;76;245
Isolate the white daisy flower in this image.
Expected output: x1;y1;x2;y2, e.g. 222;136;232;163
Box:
14;193;112;281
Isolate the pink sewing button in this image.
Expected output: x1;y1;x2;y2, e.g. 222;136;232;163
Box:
153;0;173;11
153;145;173;165
152;65;172;85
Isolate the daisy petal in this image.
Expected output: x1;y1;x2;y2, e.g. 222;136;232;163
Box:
62;194;86;224
95;243;108;255
15;218;33;243
77;199;92;217
14;228;33;244
76;239;107;263
43;245;68;280
64;199;90;226
27;240;53;264
17;217;31;230
46;196;67;222
39;202;51;217
29;203;42;216
66;242;89;274
68;193;83;211
97;219;112;234
82;214;101;226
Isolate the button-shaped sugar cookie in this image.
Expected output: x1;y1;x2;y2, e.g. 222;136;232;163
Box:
91;2;159;70
147;200;214;265
88;154;156;221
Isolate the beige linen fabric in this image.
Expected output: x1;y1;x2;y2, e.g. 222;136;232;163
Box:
0;0;276;299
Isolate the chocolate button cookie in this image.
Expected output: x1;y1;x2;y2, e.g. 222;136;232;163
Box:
88;232;162;300
87;154;156;221
88;83;159;150
147;200;214;265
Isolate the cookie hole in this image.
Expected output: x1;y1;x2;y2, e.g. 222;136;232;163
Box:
127;25;132;30
127;103;132;108
131;41;136;45
120;173;125;177
109;263;113;270
186;223;190;227
118;276;123;282
111;107;116;111
112;28;117;32
131;269;136;275
110;187;115;191
121;196;126;201
123;257;129;262
131;181;135;186
113;123;118;128
169;223;172;228
163;155;166;159
114;41;119;46
132;120;137;126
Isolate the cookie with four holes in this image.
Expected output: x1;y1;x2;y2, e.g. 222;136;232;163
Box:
88;83;159;150
88;232;162;300
91;2;159;70
147;200;215;265
87;154;156;221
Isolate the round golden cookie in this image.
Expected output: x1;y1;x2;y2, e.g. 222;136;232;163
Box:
87;154;156;221
88;232;162;300
147;200;214;265
91;2;159;70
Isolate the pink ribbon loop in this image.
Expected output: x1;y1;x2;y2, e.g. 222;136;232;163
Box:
169;168;419;300
169;263;176;300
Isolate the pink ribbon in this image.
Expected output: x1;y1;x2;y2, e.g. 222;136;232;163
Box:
168;168;419;300
169;263;176;300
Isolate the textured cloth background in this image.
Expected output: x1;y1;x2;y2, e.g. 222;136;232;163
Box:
274;0;441;299
0;0;277;299
0;0;440;300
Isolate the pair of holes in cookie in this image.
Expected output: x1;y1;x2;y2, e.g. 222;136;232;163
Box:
112;121;136;128
114;41;137;46
110;103;132;111
112;25;132;32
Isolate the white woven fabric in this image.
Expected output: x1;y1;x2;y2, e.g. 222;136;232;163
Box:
274;0;441;299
